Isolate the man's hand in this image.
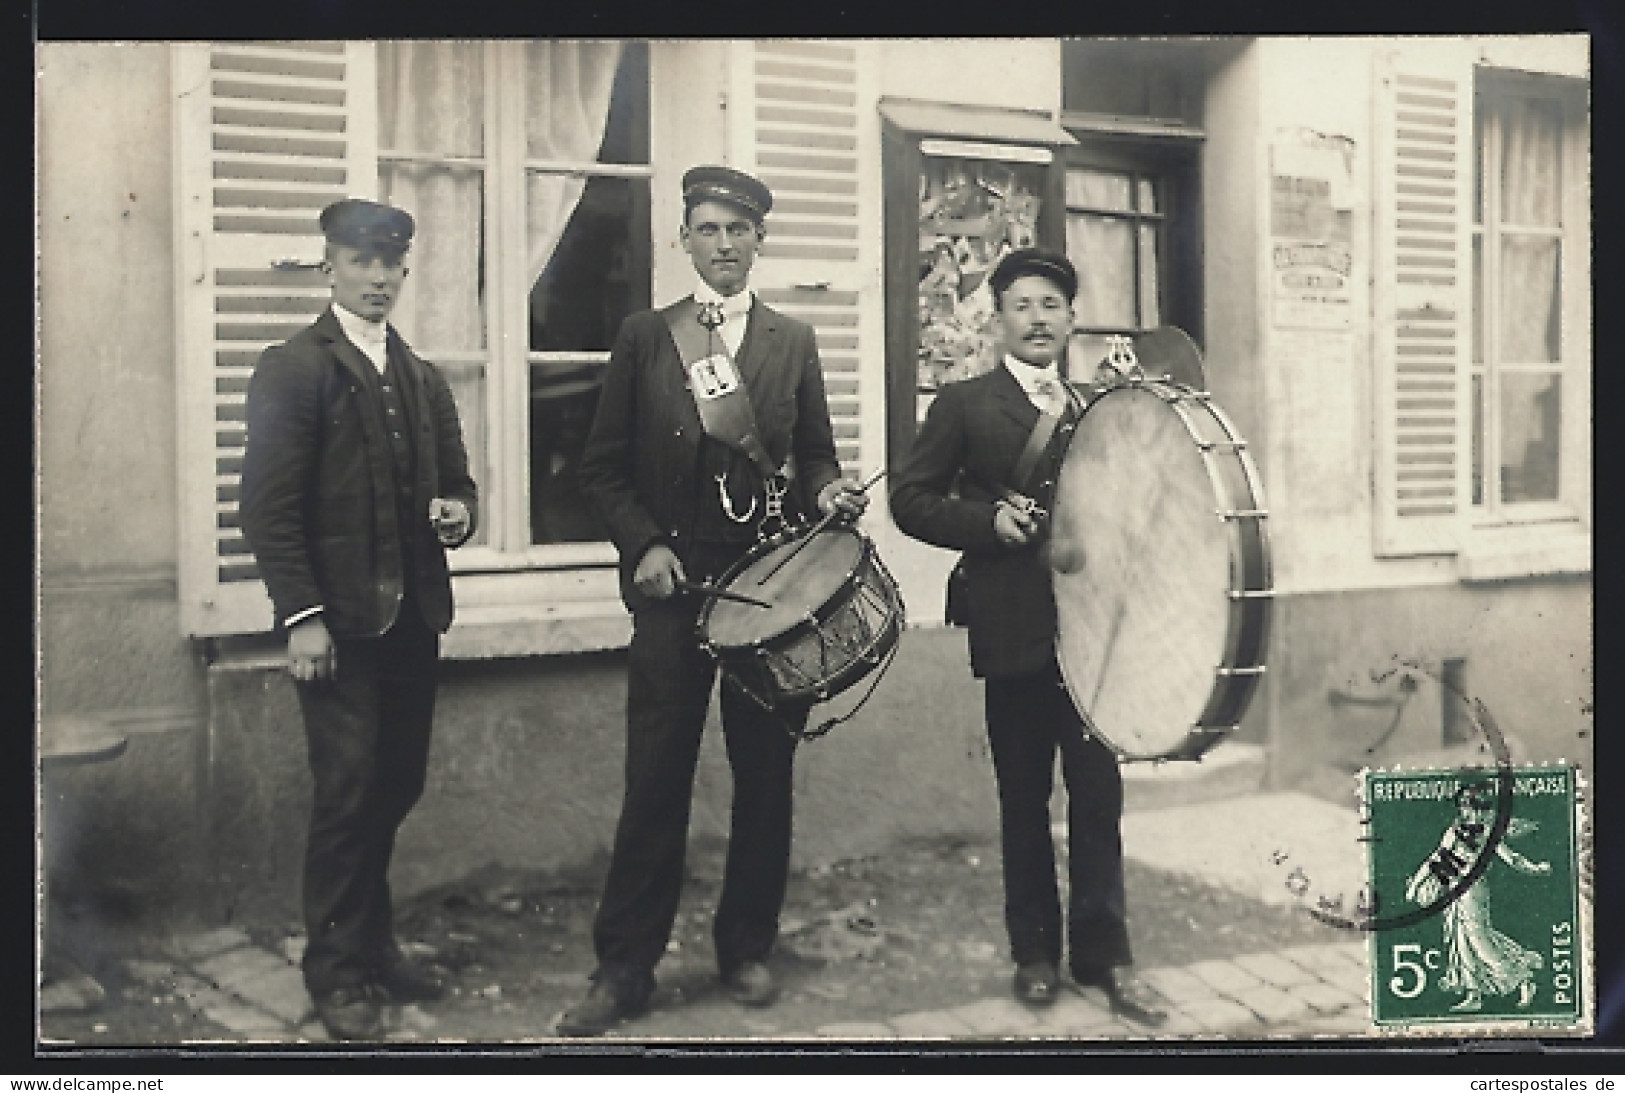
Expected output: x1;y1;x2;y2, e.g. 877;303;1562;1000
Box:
431;497;472;546
993;500;1040;547
816;478;870;522
287;616;336;684
634;544;687;600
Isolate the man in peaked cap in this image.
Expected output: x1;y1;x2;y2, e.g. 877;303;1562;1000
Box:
240;197;479;1040
891;246;1167;1027
564;167;868;1036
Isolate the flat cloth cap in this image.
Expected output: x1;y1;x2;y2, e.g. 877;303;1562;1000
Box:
319;198;415;252
989;247;1078;302
682;165;773;223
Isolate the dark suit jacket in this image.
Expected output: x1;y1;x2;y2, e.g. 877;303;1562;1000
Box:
578;296;843;612
890;364;1078;679
240;308;479;638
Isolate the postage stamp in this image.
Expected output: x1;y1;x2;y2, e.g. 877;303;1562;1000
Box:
1362;763;1590;1034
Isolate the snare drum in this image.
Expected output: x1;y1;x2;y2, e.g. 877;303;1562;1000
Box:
698;526;905;714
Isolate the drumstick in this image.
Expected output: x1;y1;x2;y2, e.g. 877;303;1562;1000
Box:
674;579;774;610
754;468;887;586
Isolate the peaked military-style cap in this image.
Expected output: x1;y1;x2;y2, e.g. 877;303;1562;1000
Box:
682;165;773;224
319;198;415;252
988;247;1078;302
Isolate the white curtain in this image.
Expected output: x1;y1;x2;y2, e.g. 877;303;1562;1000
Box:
1496;96;1562;364
524;41;624;288
378;42;486;354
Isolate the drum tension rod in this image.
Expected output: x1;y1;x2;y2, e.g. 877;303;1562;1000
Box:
1214;666;1267;677
1217;508;1269;519
1227;589;1276;600
1189;724;1239;736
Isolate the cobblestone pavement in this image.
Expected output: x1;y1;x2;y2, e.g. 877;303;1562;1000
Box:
77;926;1373;1044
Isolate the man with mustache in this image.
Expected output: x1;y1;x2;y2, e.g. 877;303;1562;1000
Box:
240;198;479;1040
890;248;1166;1026
563;166;868;1036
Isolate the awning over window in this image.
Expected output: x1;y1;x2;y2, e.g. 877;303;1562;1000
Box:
879;97;1078;149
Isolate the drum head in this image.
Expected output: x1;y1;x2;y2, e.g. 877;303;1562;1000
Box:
705;529;863;649
1051;386;1233;758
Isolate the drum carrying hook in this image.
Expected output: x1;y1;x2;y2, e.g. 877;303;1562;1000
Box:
1103;335;1146;383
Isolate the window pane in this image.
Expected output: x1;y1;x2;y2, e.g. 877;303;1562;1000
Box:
1067;214;1136;329
524;44;652;546
1138;223;1160;328
1498;372;1561;503
1498;235;1560;362
1066;168;1133;211
379;42;489;546
1470;373;1484;506
1498;96;1562;228
1137;177;1158;214
379;43;484;157
531;363;609;544
1471;234;1484;364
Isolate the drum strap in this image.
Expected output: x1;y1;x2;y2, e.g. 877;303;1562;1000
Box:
664;299;781;481
1007;382;1083;496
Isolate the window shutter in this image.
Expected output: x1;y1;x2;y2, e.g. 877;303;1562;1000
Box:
173;41;377;636
1370;44;1473;556
734;40;869;476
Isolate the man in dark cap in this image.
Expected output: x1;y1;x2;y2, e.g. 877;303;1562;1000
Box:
563;166;868;1036
890;247;1166;1026
240;197;479;1040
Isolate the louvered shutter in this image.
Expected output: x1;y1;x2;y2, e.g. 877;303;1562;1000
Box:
173;41;377;636
734;39;869;476
1371;44;1473;556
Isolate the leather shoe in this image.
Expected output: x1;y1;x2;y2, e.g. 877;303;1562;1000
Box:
375;956;447;1003
313;983;386;1041
721;961;779;1007
1077;966;1168;1027
555;978;649;1037
1012;961;1060;1007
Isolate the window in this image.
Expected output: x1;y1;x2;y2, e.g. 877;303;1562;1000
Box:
1060;38;1208;371
1469;74;1574;521
377;41;651;565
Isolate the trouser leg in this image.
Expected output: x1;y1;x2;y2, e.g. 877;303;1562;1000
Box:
712;682;801;976
1057;697;1132;976
296;612;439;995
591;595;714;986
984;671;1063;968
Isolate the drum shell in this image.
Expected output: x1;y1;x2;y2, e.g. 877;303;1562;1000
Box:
1050;380;1272;761
698;528;905;709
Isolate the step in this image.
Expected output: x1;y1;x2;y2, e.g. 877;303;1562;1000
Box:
1118;741;1266;812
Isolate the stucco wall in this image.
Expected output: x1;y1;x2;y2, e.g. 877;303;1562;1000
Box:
206;627;997;924
38;43;179;576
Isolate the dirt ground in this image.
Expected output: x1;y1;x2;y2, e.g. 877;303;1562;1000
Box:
40;831;1352;1046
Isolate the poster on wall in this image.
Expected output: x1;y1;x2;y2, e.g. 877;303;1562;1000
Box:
916;154;1045;408
1269;130;1357;330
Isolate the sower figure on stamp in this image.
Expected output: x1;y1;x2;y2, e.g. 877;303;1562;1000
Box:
240;199;478;1041
890;248;1166;1026
562;166;869;1037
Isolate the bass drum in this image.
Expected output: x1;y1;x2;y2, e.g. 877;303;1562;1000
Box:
1048;379;1272;762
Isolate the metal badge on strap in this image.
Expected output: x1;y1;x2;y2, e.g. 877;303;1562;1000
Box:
666;299;791;534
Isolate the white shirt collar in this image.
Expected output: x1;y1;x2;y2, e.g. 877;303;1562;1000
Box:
694;279;754;318
332;302;389;347
1002;353;1061;396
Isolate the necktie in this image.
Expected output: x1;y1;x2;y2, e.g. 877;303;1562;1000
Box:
1035;377;1065;417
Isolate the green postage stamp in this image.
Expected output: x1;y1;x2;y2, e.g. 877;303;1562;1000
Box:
1363;763;1590;1034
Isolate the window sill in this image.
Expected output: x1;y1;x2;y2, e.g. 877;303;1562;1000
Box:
443;566;629;659
1455;521;1591;583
